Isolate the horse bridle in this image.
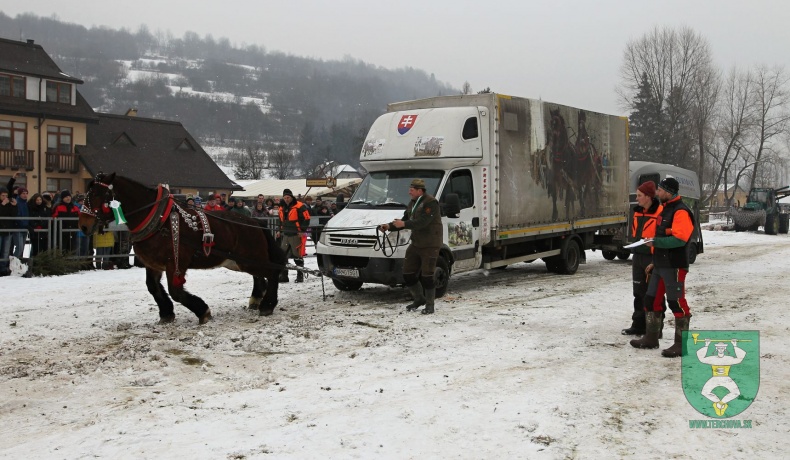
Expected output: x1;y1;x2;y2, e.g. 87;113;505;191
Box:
81;176;116;229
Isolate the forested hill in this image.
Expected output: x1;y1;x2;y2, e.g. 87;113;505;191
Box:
0;12;457;173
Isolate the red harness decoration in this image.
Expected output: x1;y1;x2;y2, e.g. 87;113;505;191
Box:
129;185;174;234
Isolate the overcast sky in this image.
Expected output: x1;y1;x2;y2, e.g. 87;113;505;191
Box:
3;1;789;115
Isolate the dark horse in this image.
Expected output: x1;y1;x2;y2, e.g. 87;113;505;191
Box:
574;111;603;216
548;109;576;221
78;173;286;324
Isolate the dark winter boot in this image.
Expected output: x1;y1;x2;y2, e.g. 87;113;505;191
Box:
295;260;305;283
659;312;665;339
279;269;289;283
405;283;425;311
621;310;646;335
661;315;690;358
630;311;661;349
421;288;436;315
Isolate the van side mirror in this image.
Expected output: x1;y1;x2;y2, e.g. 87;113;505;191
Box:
442;193;461;218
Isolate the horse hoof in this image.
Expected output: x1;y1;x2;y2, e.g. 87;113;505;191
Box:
199;310;213;325
258;309;274;317
158;315;176;324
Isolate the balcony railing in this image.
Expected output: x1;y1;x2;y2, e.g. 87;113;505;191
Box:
45;151;80;173
0;149;34;170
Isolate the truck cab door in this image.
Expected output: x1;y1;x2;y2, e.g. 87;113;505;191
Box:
440;168;480;271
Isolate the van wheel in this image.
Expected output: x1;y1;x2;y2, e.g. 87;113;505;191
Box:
434;257;451;298
602;250;617;261
332;279;363;291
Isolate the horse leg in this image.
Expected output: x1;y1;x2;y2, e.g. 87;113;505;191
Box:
249;275;265;310
145;268;176;323
165;268;212;325
259;274;280;317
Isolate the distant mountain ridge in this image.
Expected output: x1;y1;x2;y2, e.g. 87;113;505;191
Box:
0;12;457;170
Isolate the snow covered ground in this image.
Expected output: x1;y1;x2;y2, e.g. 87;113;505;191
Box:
1;228;787;459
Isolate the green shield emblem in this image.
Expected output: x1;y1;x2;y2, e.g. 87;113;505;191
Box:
682;330;760;418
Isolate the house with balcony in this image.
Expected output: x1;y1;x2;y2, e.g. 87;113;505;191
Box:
0;37;99;194
1;37;238;198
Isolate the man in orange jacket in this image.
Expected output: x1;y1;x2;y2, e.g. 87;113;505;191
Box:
622;181;666;336
631;177;694;357
277;188;311;283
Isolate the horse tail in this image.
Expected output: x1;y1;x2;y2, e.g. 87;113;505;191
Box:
259;221;286;265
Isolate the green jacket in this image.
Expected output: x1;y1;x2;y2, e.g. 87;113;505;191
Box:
393;193;443;248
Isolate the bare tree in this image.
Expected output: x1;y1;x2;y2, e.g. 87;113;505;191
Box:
744;65;790;189
461;81;472;95
703;67;755;207
269;144;297;180
618;26;715;168
233;141;267;180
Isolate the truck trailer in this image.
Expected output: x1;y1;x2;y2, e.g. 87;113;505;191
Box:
316;93;629;296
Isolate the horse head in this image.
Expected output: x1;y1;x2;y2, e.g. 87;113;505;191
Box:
79;172;116;235
549;109;568;148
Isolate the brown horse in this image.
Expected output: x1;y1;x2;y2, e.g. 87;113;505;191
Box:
574;111;603;216
548;109;576;221
78;173;286;324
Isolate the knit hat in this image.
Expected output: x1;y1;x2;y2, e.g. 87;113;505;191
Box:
61;190;72;200
282;188;294;198
658;177;680;195
410;179;426;190
16;187;28;195
636;181;656;198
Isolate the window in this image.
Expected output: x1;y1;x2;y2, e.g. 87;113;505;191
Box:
441;169;474;209
177;139;195;151
47;125;73;153
462;117;479;140
47;178;73;192
0;120;27;150
0;74;25;98
46;81;72;104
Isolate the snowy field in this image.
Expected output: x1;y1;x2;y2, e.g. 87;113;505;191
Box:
1;229;787;459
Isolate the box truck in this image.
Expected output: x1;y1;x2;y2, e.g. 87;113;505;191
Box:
316;93;629;296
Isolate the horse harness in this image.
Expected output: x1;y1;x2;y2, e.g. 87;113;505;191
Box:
83;182;217;271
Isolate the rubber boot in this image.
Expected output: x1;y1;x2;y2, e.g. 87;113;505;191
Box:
421;288;436;315
405;283;425;311
295;260;305;283
279;269;289;283
630;311;661;349
621;310;646;335
661;315;690;358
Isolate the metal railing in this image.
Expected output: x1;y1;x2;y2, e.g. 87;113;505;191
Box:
0;214;334;272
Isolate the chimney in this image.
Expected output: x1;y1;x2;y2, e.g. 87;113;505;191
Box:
26;39;35;45
125;108;138;117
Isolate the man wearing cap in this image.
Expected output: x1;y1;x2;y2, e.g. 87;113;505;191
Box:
631;177;694;357
622;181;666;336
378;179;443;314
277;188;311;282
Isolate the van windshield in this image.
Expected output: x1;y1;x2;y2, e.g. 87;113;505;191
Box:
348;170;444;208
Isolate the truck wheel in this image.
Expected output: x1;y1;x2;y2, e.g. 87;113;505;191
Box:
434;257;451;298
332;279;363;291
779;214;790;234
687;243;698;264
765;214;778;235
556;239;581;275
734;223;746;232
602;250;617;261
616;251;631;261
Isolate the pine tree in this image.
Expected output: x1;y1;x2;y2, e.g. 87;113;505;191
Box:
628;73;663;161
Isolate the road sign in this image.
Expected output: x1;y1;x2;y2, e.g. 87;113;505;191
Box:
306;177;337;188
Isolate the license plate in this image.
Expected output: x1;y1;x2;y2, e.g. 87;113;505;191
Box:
334;268;359;278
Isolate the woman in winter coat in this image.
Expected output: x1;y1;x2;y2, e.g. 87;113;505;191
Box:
27;193;51;257
51;190;81;253
251;202;269;219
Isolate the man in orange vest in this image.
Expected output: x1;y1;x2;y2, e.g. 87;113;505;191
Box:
623;181;666;336
277;188;311;283
632;177;694;357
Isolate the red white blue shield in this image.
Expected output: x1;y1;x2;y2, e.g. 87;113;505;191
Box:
397;114;418;135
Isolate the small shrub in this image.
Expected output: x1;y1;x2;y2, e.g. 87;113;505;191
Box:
29;249;83;277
